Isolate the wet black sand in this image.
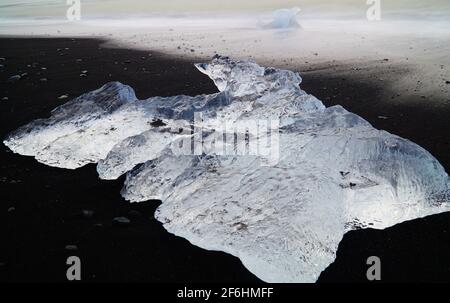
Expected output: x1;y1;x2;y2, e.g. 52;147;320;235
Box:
0;37;449;283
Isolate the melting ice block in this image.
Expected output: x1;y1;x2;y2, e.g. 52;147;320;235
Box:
4;55;450;282
262;7;302;29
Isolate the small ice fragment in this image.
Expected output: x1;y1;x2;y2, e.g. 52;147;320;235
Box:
263;7;302;29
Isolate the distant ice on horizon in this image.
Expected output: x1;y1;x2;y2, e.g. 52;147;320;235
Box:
261;7;302;29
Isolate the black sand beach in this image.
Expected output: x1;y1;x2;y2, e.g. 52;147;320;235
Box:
0;37;449;282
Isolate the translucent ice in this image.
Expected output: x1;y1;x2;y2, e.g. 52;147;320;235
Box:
262;7;302;29
4;55;450;282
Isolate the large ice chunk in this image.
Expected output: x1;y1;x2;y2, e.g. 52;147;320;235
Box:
4;55;450;283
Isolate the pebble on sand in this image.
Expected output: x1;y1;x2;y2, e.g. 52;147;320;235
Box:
112;216;131;226
81;209;95;218
8;75;21;82
65;245;78;251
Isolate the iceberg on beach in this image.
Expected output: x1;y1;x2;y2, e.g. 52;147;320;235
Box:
262;7;302;29
4;55;450;282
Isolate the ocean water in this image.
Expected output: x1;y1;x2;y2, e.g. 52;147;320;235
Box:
1;0;449;20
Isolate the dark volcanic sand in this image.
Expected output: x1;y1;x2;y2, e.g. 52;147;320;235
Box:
0;37;449;283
